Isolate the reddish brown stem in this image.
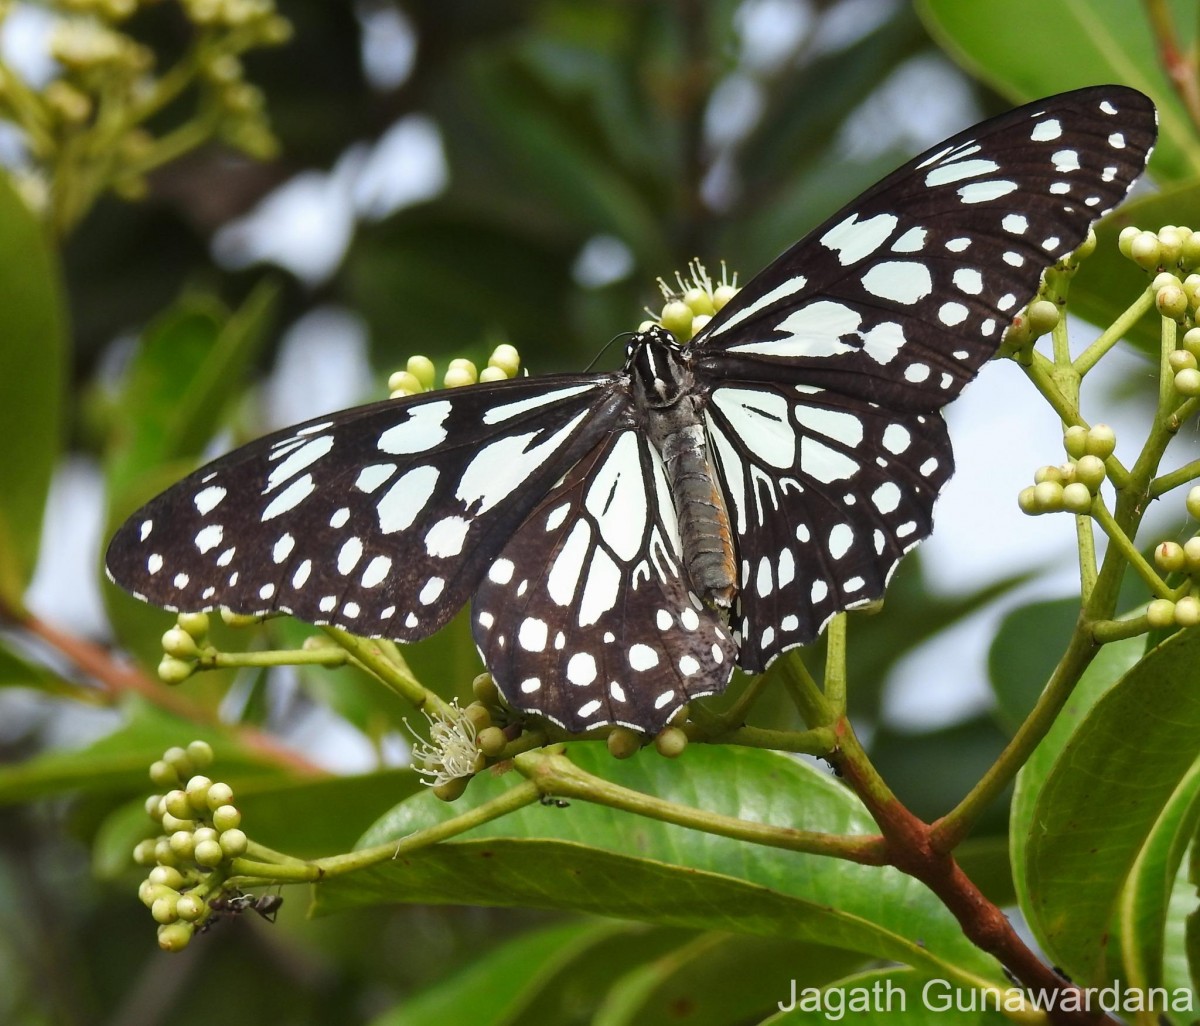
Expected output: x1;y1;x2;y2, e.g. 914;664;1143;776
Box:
833;719;1119;1026
1144;0;1200;131
10;607;325;777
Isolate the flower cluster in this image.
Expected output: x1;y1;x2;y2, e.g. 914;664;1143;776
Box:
388;344;523;398
133;741;256;951
1019;424;1115;516
647;259;740;342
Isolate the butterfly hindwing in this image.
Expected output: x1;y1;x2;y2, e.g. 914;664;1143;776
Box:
106;375;626;640
473;429;737;732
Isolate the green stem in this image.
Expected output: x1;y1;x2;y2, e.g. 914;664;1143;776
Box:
932;622;1098;850
203;647;349;671
1073;287;1155;377
1091;614;1153;644
687;723;835;755
823;614;848;715
321;627;451;718
1090;499;1172;598
514;749;886;864
776;649;834;726
1150;455;1200;498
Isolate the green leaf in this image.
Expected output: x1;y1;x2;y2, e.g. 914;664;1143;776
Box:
916;0;1200;182
0;638;76;697
0;703;283;806
1114;755;1200;1015
593;933;863;1026
1017;627;1200;985
368;919;632;1026
0;174;66;609
760;966;1011;1025
319;746;1006;988
988;598;1079;733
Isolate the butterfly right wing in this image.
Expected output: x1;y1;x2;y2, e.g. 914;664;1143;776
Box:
105;375;629;640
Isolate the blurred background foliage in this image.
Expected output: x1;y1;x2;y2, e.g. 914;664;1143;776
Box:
0;1;1196;1024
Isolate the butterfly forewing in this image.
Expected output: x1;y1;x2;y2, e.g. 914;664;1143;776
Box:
106;375;627;639
686;84;1156;667
106;85;1157;735
473;430;737;732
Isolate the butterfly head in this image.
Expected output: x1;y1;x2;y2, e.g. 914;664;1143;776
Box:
627;324;690;408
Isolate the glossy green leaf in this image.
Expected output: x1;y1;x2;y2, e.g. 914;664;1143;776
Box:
988;598;1079;733
761;966;1010;1025
369;919;630;1026
319;746;1006;987
0;174;66;609
1018;628;1200;984
916;0;1200;182
1115;755;1200;1014
593;932;863;1026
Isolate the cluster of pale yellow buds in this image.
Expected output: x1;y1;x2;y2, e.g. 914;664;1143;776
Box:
1018;424;1115;515
388;344;522;398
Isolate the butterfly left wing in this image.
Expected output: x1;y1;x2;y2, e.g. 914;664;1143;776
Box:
687;85;1156;670
106;375;627;640
472;429;737;733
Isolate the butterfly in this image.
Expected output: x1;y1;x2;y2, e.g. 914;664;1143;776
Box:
106;85;1157;735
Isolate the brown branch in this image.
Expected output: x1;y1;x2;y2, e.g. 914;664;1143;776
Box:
1143;0;1200;131
833;719;1120;1026
9;607;325;777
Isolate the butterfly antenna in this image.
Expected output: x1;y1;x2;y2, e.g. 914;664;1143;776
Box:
585;332;634;372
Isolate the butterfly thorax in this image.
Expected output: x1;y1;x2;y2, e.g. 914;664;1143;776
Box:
628;327;737;611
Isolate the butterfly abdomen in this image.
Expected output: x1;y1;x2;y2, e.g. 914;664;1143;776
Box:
629;327;738;611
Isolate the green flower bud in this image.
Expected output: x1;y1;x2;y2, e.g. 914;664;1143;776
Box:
431;776;470;802
487;343;521;377
606;726;642;759
1074;455;1106;492
206;781;235;810
160;812;194;834
157;922;193;952
148;865;184;889
1117;225;1141;258
1158;228;1186;266
1157;284;1188;321
1175;596;1200;627
443;359;477;388
219;828;248;857
185;775;213;811
1187;486;1200;520
163;746;193;772
1034;465;1063;485
186;740;214;768
1184;327;1200;359
1057;462;1077;485
1184;232;1200;269
1130;231;1162;271
478;366;507;383
682;287;715;317
1147;598;1177;628
220;608;262;627
387;370;423;396
1017;485;1039;515
176;612;209;640
1072;228;1097;261
161;626;199;660
212;804;241;832
158;655;194;684
1063;425;1088;459
163;789;191;820
713;283;739;310
406;355;436;389
138;879;161;907
1175;368;1200;397
1027;299;1059;335
194;838;224;867
192;826;219;845
1184;537;1200;572
476;726;508;758
175;894;205;921
1169;350;1198;374
154;838;178;866
169;830;195;859
1155;541;1186;573
1084;424;1116;459
463;702;492;732
1033;480;1064;512
654;726;688;758
660;300;693;338
152;893;180;924
690;313;712;337
149;759;178;788
145;793;165;819
471;672;500;706
1061;482;1093;513
133;839;159;866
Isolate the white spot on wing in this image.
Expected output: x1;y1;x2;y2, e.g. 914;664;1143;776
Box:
924;158;999;187
262;475;314;521
378;400;452;454
711;389;795;468
195;485;226;515
860;262;932;305
820;212;898;265
957;180;1018;204
377;465;439;534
